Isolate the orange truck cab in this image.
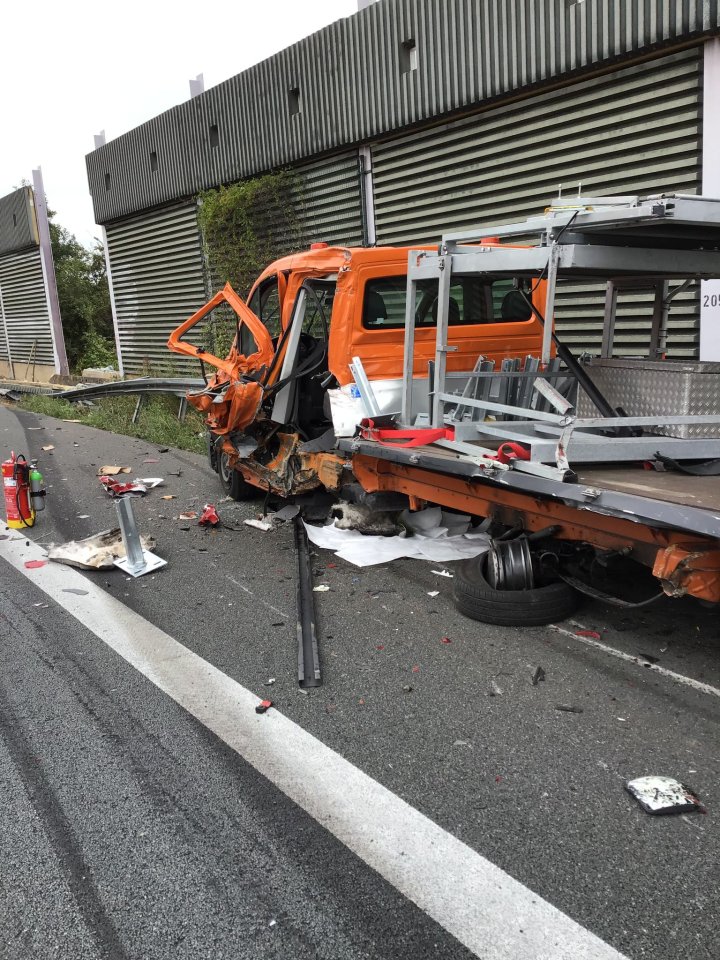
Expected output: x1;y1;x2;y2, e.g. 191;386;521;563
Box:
167;242;545;497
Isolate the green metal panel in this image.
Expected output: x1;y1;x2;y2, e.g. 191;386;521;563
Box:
294;151;364;246
105;204;208;375
372;48;702;356
0;248;55;367
106;152;364;375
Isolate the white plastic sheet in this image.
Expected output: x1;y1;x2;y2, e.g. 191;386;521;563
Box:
303;507;489;567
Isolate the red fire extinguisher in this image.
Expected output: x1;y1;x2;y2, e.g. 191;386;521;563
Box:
2;452;38;529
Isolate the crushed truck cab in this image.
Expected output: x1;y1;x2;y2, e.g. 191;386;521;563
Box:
168;242;546;496
168;195;720;620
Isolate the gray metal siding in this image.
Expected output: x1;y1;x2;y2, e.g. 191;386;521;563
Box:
105;204;208;375
86;0;719;225
372;48;703;357
0;188;38;257
294;151;364;245
0;249;55;366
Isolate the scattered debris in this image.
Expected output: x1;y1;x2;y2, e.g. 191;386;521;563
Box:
198;504;220;527
264;678;276;686
161;495;176;500
244;517;273;532
143;458;160;464
626;776;703;815
255;700;273;714
48;528;156;570
489;680;503;697
313;584;330;592
62;588;89;596
576;629;602;640
158;447;170;453
178;511;198;521
441;636;452;644
137;477;164;488
304;507;488;567
97;465;131;476
99;477;148;498
24;559;46;569
274;504;300;522
402;685;413;693
532;666;546;686
555;704;584;714
77;514;90;519
431;569;454;578
332;501;401;535
411;664;420;674
41;445;54;451
427;590;440;597
62;419;82;423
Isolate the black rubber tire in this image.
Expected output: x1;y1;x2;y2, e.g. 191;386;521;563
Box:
218;451;256;501
453;554;580;626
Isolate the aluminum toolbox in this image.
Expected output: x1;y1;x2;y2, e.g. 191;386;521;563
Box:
577;358;720;438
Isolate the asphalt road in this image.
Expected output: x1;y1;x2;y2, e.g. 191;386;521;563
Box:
1;402;719;960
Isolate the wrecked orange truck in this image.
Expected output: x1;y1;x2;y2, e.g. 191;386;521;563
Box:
168;196;720;623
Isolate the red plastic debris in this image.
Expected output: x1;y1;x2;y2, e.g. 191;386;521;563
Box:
495;775;503;784
198;504;220;527
327;563;337;568
99;476;147;498
441;636;452;644
255;700;273;714
24;559;46;569
576;630;602;640
411;665;420;673
375;645;385;651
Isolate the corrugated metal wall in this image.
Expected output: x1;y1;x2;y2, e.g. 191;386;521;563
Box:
105;152;364;373
372;48;702;356
0;249;56;367
105;204;208;375
0;188;37;257
86;0;719;225
293;151;364;246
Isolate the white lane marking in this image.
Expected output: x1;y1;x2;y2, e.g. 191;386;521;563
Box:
550;620;720;700
225;575;289;620
2;536;626;960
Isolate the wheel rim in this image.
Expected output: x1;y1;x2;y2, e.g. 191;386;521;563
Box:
487;538;534;590
219;452;232;485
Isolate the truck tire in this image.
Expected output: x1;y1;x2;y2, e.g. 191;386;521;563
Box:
453;554;580;626
218;451;255;501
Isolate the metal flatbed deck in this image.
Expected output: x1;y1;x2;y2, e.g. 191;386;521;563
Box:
339;436;720;540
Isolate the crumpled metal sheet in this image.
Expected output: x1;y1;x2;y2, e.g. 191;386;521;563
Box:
48;528;156;569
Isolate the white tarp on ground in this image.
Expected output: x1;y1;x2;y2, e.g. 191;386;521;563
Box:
303;507;490;567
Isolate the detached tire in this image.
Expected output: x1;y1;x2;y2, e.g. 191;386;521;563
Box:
218;451;255;501
453;554;580;626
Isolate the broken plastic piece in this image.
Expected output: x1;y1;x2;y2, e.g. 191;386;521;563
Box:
274;504;300;522
198;504;220;527
97;466;131;476
255;700;273;714
24;559;46;569
313;584;330;592
532;666;546;686
556;704;584;713
244;517;273;532
576;629;602;639
626;776;702;815
441;636;452;644
99;476;148;498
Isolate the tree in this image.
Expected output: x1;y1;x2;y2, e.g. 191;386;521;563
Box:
49;216;115;371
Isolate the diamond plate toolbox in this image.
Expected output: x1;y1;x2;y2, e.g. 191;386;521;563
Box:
576;359;720;438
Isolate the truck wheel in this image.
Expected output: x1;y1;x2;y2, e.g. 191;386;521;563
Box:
218;451;255;501
453;553;580;626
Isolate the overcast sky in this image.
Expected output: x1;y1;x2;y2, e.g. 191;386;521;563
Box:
0;0;358;248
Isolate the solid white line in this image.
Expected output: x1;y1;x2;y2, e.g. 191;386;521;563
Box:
1;535;626;960
550;620;720;700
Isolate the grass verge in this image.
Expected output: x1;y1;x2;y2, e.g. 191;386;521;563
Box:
17;392;207;455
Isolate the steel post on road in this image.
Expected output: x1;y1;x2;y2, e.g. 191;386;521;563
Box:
114;497;167;577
